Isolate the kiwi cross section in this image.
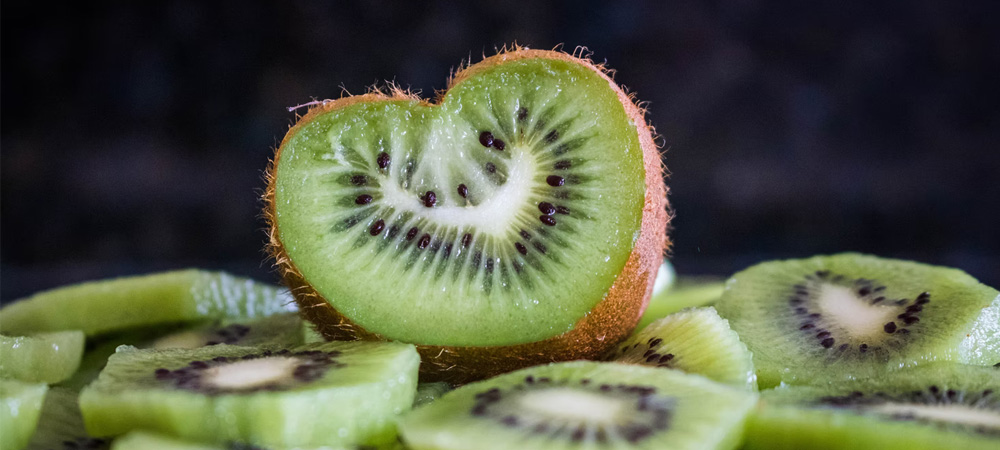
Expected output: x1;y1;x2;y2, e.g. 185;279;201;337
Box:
273;58;646;346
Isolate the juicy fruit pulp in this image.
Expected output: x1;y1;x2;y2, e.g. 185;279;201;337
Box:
0;330;85;384
79;341;419;448
1;379;48;450
398;361;757;450
716;253;1000;387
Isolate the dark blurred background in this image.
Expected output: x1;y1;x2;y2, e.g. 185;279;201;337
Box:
3;1;998;301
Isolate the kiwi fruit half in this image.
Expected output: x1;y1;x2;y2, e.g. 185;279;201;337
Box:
1;330;85;384
398;360;757;450
636;277;725;330
79;341;419;448
744;363;1000;450
715;253;1000;387
1;379;48;450
0;270;295;337
265;47;669;381
609;307;756;390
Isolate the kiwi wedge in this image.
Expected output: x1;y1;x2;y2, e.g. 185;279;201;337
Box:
636;277;725;330
1;379;48;450
79;341;420;448
24;386;110;450
398;360;758;450
265;48;669;381
0;270;295;337
610;307;756;390
715;253;1000;387
744;363;1000;449
1;331;85;384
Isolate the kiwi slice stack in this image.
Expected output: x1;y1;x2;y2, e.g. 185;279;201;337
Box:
399;360;757;450
610;307;756;390
1;379;48;450
79;341;420;448
1;331;85;384
265;47;670;381
745;363;1000;449
0;270;295;337
715;253;1000;387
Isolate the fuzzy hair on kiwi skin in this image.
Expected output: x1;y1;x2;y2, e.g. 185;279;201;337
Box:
263;45;671;383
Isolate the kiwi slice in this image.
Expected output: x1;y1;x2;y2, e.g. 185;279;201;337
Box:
148;313;303;350
1;379;48;450
398;360;757;450
0;270;295;337
79;341;420;448
1;331;85;384
265;48;669;381
636;277;725;330
24;386;110;450
610;307;756;390
413;382;453;408
744;363;1000;449
715;253;1000;387
110;431;404;450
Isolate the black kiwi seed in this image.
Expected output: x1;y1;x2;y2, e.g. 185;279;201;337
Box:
493;139;506;151
354;194;373;205
461;233;472;247
457;184;468;198
556;205;570;215
406;227;419;241
376;152;391;170
539;215;557;226
546;175;565;187
369;220;385;236
418;234;431;249
422;191;437;207
554;160;572;170
538;202;556;215
517;107;528;121
479;131;494;147
884;322;897;334
515;242;528;255
545;130;560;143
485;162;496;173
350;175;368;186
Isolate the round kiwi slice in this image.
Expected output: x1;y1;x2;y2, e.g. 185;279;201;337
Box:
715;253;1000;388
1;379;48;450
636;277;725;330
79;341;420;448
398;360;758;450
265;47;669;381
744;363;1000;450
0;270;296;337
609;307;756;390
1;330;85;384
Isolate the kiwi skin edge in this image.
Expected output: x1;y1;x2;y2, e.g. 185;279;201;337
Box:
263;45;670;383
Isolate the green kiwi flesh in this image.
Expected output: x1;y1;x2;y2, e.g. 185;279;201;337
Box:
24;386;110;450
79;341;419;448
111;430;405;450
610;307;756;390
398;360;758;450
148;313;304;350
1;379;48;450
744;363;1000;450
715;253;1000;387
0;270;295;337
1;330;85;384
413;382;453;408
272;56;647;347
636;277;725;330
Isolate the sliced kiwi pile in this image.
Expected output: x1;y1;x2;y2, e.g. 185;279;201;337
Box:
744;363;1000;449
609;307;756;390
715;253;1000;388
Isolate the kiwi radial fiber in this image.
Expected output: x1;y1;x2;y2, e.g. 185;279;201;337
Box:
265;47;669;382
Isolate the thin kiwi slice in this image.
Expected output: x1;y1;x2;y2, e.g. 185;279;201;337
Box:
110;430;404;450
1;379;48;450
24;386;110;450
266;48;669;381
1;331;85;384
79;341;420;448
744;363;1000;450
636;277;725;330
398;360;758;450
0;270;295;337
148;313;303;350
610;307;756;390
715;253;1000;387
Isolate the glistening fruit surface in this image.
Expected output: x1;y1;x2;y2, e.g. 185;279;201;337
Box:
270;52;652;346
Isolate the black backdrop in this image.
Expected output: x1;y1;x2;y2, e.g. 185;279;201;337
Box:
3;1;998;301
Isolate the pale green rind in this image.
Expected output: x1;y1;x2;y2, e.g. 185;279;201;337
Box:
0;379;48;450
637;279;725;330
80;341;419;448
275;57;646;346
616;307;756;390
399;361;758;450
744;364;1000;450
715;253;1000;388
0;331;85;384
0;270;295;337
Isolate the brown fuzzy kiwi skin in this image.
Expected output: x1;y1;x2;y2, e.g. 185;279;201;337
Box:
263;46;670;383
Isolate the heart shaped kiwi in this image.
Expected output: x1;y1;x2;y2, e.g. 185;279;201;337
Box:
264;47;669;382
